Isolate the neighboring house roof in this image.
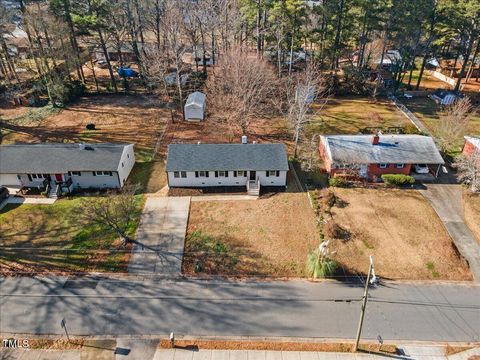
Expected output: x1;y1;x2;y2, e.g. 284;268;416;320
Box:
321;135;444;165
166;143;289;171
185;92;206;107
0;143;133;173
465;136;480;150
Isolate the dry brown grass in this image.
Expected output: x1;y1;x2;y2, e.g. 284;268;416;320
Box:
183;193;319;277
463;192;480;245
28;339;85;350
160;340;398;353
444;345;475;356
2;95;167;160
329;188;471;280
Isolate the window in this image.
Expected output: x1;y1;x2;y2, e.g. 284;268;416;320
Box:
174;171;180;178
378;163;388;169
69;171;81;176
94;171;113;176
195;171;209;178
181;171;187;178
266;170;279;177
395;164;405;169
235;170;245;177
121;162;124;168
127;154;130;159
31;174;45;179
215;170;228;177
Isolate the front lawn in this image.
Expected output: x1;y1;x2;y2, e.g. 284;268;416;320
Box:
0;195;144;275
326;188;471;280
308;96;413;135
183;193;319;277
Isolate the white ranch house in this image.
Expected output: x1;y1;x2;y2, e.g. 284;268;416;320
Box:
166;143;289;196
184;91;206;121
0;143;135;197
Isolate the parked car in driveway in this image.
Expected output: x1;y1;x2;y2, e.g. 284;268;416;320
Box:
414;164;430;174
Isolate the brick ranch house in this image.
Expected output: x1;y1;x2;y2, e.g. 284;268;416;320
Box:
166;143;289;196
462;136;480;156
319;134;445;180
0;143;135;197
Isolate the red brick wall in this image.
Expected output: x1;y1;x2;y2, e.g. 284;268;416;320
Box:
367;164;412;178
319;138;333;172
462;140;478;156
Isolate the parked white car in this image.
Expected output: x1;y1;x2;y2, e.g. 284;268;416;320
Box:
414;164;430;174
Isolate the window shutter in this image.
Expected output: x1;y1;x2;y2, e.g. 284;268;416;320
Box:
92;172;96;176
234;171;237;177
78;172;82;176
215;171;218;177
195;171;199;178
206;171;209;177
27;174;32;181
225;171;229;177
276;171;280;177
266;171;270;177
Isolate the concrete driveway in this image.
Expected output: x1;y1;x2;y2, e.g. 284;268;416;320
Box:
420;183;480;281
128;197;190;275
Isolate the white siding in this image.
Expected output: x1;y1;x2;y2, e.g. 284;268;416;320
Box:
0;174;21;187
116;145;135;187
185;104;205;121
168;170;287;188
73;172;120;189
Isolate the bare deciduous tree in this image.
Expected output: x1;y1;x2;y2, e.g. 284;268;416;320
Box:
77;184;141;245
206;48;280;138
434;97;476;153
454;151;480;193
287;62;328;157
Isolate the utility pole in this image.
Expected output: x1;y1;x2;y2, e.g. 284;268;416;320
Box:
354;255;376;352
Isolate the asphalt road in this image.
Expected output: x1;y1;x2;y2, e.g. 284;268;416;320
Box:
1;277;479;342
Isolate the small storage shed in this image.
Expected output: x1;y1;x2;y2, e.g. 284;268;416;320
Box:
184;92;206;121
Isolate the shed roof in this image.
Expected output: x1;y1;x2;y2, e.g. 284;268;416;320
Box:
185;92;206;107
321;135;444;165
0;143;132;174
166;143;289;171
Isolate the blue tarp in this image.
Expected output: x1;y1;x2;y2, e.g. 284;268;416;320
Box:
117;67;138;78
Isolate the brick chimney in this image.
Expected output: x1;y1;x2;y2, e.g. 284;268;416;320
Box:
372;134;380;145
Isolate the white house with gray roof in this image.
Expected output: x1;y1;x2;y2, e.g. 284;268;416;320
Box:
319;134;444;180
0;143;135;196
166;143;289;195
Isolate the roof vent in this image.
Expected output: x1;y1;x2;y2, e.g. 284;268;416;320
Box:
197;141;201;145
252;141;257;144
242;135;247;144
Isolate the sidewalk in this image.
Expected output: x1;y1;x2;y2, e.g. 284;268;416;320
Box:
2;344;479;360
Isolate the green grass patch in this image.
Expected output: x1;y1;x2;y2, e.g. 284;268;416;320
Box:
7;105;61;126
0;195;144;274
362;239;375;250
425;261;440;278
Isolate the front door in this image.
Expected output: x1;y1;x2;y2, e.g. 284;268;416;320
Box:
54;174;63;182
249;171;256;181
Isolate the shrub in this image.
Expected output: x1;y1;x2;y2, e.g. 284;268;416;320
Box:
306;251;339;278
381;174;415;186
329;177;348;188
324;220;351;241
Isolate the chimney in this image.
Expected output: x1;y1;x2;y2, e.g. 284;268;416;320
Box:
372;134;380;145
241;135;247;144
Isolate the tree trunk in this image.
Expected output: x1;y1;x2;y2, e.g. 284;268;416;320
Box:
63;0;85;82
465;40;479;83
454;33;475;93
18;0;43;77
256;0;262;57
98;29;118;92
0;39;19;82
331;0;345;70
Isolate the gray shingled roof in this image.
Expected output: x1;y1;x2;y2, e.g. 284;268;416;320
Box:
166;143;289;171
321;135;444;164
0;143;132;173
